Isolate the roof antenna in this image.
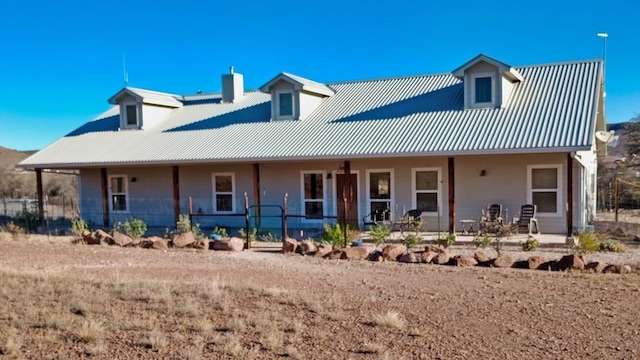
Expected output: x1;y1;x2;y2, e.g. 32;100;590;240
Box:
122;52;129;86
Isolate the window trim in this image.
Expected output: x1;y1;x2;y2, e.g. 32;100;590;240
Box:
108;174;129;213
300;170;326;222
365;168;395;220
411;167;442;215
527;164;563;218
275;90;295;120
121;100;141;129
212;172;236;214
470;72;495;107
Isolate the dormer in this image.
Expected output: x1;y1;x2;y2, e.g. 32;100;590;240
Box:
108;87;183;130
452;54;523;109
259;72;334;121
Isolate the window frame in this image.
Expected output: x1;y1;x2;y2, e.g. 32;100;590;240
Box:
212;172;236;214
108;175;129;213
121;100;141;129
275;90;295;120
411;167;442;215
300;170;326;222
365;169;395;220
470;72;495;107
527;164;563;217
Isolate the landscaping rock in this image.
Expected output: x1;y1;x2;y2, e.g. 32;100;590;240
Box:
585;262;608;273
314;244;333;258
130;237;143;246
112;231;133;247
382;244;406;261
528;256;551;270
212;237;244;251
325;249;345;260
421;251;437;263
431;252;450;265
492;255;514;268
151;238;169;250
298;240;318;255
603;264;632;274
94;229;114;245
341;247;370;260
455;255;478;267
282;238;298;253
399;252;418;263
173;231;196;248
511;260;529;269
557;254;585;271
425;244;446;253
191;239;209;250
368;250;384;262
474;251;490;263
82;230;100;245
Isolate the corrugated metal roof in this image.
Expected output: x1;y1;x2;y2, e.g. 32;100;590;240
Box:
108;87;183;107
20;59;602;168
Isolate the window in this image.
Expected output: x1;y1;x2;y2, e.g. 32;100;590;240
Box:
528;165;561;216
278;92;293;118
367;170;393;221
212;173;235;213
301;171;325;219
125;104;138;126
109;175;128;212
474;76;492;103
412;168;441;213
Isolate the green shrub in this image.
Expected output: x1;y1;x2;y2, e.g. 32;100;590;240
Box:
322;223;347;247
238;227;258;242
436;233;456;248
370;225;391;246
520;236;540;251
212;226;228;238
176;214;192;234
600;239;627;253
124;218;147;238
14;207;39;232
473;233;493;248
401;233;422;250
71;218;88;237
576;231;601;254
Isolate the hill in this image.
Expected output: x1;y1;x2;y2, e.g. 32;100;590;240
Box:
0;146;30;170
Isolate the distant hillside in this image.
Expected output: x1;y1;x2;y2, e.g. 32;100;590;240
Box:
0;146;30;170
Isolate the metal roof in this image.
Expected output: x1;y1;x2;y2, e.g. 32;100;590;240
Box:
259;72;335;96
107;87;183;107
20;59;602;168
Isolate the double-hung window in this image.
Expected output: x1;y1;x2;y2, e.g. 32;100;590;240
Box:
412;168;441;213
367;170;392;221
528;165;561;216
109;175;129;212
301;172;325;219
212;173;235;213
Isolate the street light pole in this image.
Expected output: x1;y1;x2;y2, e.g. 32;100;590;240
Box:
597;32;608;97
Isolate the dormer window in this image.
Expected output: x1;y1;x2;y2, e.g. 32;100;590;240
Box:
108;86;183;130
260;72;334;121
125;104;138;126
474;76;493;104
278;92;294;118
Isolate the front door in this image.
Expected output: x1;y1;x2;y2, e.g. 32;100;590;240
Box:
336;173;358;228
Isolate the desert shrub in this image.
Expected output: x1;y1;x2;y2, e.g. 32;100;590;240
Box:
600;239;627;253
258;232;281;242
176;214;192;234
322;223;347;247
14;207;39;232
71;218;88;237
576;231;601;254
401;233;421;250
212;226;228;238
6;222;26;237
370;225;390;245
124;218;147;238
238;227;257;242
520;236;540;251
473;233;493;248
436;233;456;248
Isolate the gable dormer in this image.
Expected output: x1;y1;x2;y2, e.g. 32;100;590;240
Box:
108;87;183;130
452;54;523;110
259;73;334;121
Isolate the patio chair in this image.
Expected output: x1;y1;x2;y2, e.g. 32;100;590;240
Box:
393;209;423;234
362;208;391;228
479;203;503;234
513;204;540;234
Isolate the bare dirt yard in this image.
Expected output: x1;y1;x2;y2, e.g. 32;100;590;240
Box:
1;233;640;359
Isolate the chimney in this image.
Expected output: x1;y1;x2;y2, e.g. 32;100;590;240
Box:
222;66;244;103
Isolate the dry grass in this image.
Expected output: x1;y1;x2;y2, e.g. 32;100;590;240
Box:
72;320;105;343
372;310;406;329
143;328;167;350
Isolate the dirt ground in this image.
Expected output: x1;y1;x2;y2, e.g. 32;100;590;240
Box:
1;235;640;359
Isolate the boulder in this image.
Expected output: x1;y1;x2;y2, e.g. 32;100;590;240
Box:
492;255;514;268
368;250;384;262
94;229;114;245
455;255;478;267
130;237;143;246
212;237;244;251
421;251;437;264
431;252;450;265
151;238;169;250
341;247;370;260
425;244;446;253
314;244;333;258
603;264;632;274
398;252;419;263
191;239;209;250
141;236;163;249
82;230;100;245
557;254;585;271
528;256;551;270
474;251;490;263
282;238;299;253
585;262;608;273
325;249;345;260
298;240;318;255
511;260;529;269
382;244;407;261
173;231;196;248
112;231;133;247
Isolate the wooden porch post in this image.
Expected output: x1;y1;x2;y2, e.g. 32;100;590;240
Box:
252;163;261;227
100;168;109;227
567;153;574;237
343;161;351;247
448;157;455;234
35;168;44;225
172;166;180;223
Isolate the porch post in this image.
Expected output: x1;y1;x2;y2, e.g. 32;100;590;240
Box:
100;168;109;227
448;157;455;234
567;153;574;237
35;168;44;225
252;163;261;227
172;166;180;223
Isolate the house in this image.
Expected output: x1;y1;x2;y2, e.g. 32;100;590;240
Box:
19;55;605;236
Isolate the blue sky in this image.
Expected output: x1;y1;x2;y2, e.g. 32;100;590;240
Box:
1;0;638;150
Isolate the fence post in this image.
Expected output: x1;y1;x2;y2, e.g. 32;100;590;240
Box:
614;177;619;223
283;193;288;239
188;196;193;225
244;192;249;250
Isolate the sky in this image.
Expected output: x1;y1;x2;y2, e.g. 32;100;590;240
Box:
1;0;638;151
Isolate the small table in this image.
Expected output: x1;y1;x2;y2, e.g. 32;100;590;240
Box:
459;219;477;235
